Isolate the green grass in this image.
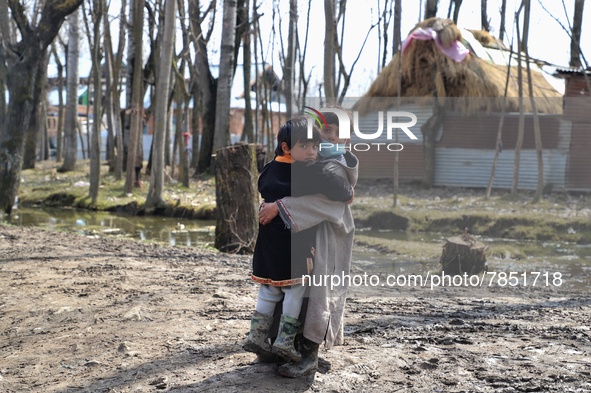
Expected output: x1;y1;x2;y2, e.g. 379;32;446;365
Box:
19;160;216;219
355;234;441;260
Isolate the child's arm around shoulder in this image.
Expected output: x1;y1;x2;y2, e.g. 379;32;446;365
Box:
291;160;353;202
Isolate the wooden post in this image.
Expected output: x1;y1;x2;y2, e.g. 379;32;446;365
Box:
214;144;259;254
439;234;487;276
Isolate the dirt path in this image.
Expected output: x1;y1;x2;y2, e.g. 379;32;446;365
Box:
1;225;590;392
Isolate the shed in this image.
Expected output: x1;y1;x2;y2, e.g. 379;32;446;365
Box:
352;18;568;191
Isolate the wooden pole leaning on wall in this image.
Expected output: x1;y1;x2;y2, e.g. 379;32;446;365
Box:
214;143;260;254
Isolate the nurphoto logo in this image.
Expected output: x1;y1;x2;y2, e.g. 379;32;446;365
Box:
304;106;419;152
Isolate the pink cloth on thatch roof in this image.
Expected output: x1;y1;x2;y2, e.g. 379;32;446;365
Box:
402;27;469;63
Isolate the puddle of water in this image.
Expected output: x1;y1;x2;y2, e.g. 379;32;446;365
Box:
353;229;591;294
2;207;215;248
3;208;590;294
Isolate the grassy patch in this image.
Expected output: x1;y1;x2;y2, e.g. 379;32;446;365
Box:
355;205;591;243
355;234;441;260
19;160;216;219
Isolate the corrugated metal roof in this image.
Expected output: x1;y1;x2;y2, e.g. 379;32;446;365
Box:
555;67;591;75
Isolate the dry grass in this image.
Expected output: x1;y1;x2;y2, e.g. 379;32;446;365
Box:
353;17;562;115
18;160;216;217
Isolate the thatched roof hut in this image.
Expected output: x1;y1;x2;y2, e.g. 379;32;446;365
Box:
354;18;562;115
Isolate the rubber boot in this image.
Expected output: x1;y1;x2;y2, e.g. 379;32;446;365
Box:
243;311;273;354
255;351;284;364
277;336;319;378
271;314;302;362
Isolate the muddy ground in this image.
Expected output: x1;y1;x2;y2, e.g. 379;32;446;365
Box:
1;225;590;392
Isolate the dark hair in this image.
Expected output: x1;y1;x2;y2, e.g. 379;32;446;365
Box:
321;106;353;131
275;117;321;156
323;111;340;126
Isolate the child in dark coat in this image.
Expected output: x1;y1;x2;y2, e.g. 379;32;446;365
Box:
244;117;353;362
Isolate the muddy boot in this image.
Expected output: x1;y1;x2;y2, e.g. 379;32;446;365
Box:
277;336;319;378
243;311;273;354
271;314;301;362
255;351;284;364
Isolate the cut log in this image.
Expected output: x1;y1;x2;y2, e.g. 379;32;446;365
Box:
214;144;259;254
439;235;487;275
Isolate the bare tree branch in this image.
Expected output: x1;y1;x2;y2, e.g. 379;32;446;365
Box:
536;0;589;68
6;0;33;39
335;18;380;103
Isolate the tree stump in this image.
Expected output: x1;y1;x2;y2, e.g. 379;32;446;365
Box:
214;144;259;254
439;234;487;275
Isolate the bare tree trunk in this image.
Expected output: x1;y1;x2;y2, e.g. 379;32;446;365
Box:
241;0;253;143
0;0;9;43
512;5;525;195
421;103;443;189
181;99;190;187
214;144;259;254
60;10;81;172
195;82;216;175
452;0;462;24
146;0;176;208
173;86;189;187
85;82;91;159
392;0;402;53
380;0;392;70
486;43;514;199
103;1;115;173
481;0;490;31
89;0;103;204
171;94;180;179
253;2;262;145
0;0;9;137
446;0;462;23
213;0;237;151
177;0;197;168
522;0;543;202
39;101;49;161
283;0;297;118
23;50;49;168
0;0;82;214
124;0;144;194
52;44;65;162
171;58;187;181
77;117;86;159
192;0;218;174
296;0;313;112
518;2;529;54
570;0;585;68
324;0;336;102
165;98;172;167
191;83;201;168
0;50;7;139
499;0;507;42
123;0;135;173
424;0;438;19
393;54;402;206
103;16;116;174
112;0;126;180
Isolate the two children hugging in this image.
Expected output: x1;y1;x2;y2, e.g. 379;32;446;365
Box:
244;116;353;362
